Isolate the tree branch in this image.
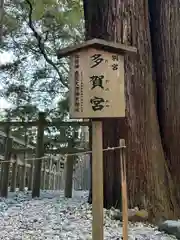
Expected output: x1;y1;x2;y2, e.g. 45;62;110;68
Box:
25;0;68;89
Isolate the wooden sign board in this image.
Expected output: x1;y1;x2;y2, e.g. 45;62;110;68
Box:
57;39;136;240
69;48;125;118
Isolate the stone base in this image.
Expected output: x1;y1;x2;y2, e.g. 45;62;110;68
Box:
158;220;180;239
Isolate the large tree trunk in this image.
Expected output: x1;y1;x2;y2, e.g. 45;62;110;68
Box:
0;0;4;41
83;0;179;221
149;0;180;202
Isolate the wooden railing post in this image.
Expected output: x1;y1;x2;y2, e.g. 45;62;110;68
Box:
16;165;20;189
0;120;10;192
20;132;28;191
28;160;34;190
57;160;62;190
53;165;56;190
1;137;12;197
64;138;75;198
10;155;18;192
32;112;45;198
47;157;52;189
120;139;128;240
41;160;46;190
55;160;60;190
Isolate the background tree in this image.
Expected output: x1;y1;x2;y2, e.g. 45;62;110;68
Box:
83;0;180;221
0;0;4;41
149;0;180;202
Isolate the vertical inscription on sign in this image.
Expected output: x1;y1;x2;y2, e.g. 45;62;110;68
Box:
74;54;84;112
74;70;80;112
89;52;110;112
111;54;119;70
80;72;84;112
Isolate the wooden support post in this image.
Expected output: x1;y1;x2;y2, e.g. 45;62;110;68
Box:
20;133;28;191
88;121;92;202
1;137;12;197
45;168;48;189
41;160;46;190
58;166;62;190
10;158;18;192
64;139;74;198
19;164;25;191
0;162;3;191
120;139;128;240
44;160;48;190
53;172;55;190
57;160;61;190
40;167;43;190
28;161;34;190
15;165;20;189
50;167;54;190
92;121;103;240
0;120;10;192
55;160;60;190
26;166;30;190
48;157;52;189
32;112;45;198
18;166;22;190
0;144;5;190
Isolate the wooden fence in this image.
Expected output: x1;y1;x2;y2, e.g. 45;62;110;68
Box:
0;112;91;198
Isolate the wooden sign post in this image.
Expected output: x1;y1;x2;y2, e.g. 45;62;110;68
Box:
57;38;136;240
92;120;103;239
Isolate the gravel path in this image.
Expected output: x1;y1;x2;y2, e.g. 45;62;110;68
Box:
0;190;177;239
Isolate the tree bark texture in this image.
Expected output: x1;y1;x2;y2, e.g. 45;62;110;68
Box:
0;0;4;42
149;0;180;202
83;0;180;221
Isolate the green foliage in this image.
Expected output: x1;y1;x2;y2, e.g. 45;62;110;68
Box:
31;0;46;20
3;13;19;33
1;0;83;108
28;0;83;26
7;105;38;121
0;0;84;143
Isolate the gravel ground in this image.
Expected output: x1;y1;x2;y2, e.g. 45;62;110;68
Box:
0;190;177;239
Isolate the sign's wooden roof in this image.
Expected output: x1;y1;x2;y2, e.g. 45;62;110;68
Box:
57;38;137;58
